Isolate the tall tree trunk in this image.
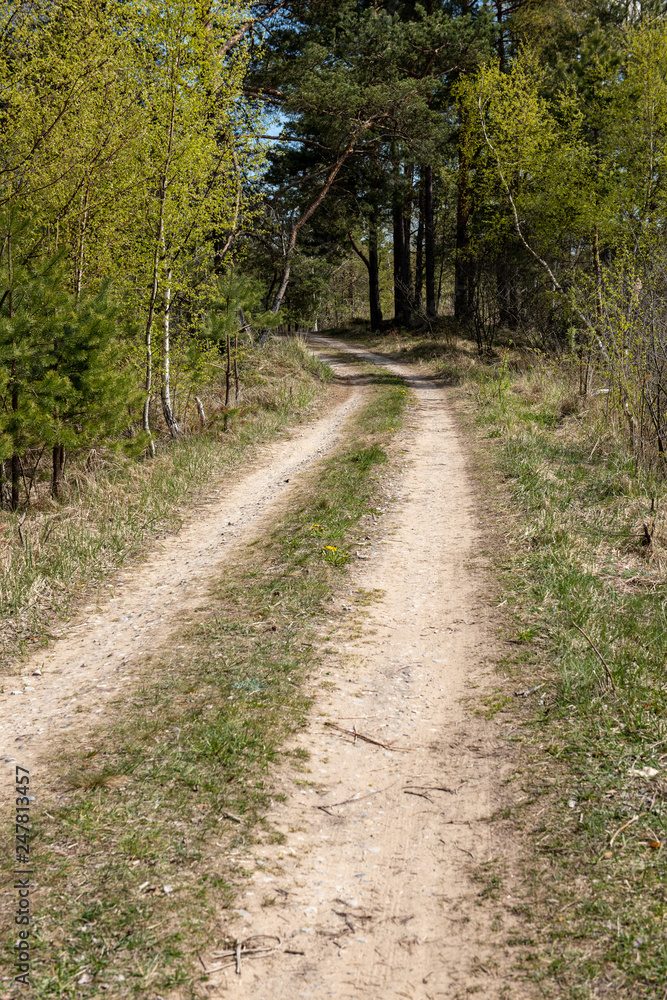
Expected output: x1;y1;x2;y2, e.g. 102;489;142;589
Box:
161;264;180;437
392;160;415;327
415;171;425;313
424;165;436;318
368;212;383;331
455;108;473;325
143;208;164;458
393;196;407;324
271;133;361;314
349;220;383;331
74;184;90;301
11;372;19;512
52;444;65;498
495;0;506;71
224;330;232;431
401;164;414;324
8;231;19;511
271;260;291;314
234;331;240;402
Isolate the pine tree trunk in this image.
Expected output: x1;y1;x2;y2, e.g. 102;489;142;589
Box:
52;444;65;499
368;213;383;331
393;191;414;326
401;164;414;324
393;196;405;324
415;172;425;313
161;265;180;437
455;109;473;325
424;165;436;318
271;260;291;314
270;134;360;315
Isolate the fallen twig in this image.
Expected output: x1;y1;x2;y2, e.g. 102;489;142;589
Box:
571;622;617;693
317;780;397;814
403;784;460;803
454;844;475;860
219;809;243;824
514;683;544;698
609;813;644;847
404;788;433;802
212;935;281;960
324;721;414;751
403;785;463;795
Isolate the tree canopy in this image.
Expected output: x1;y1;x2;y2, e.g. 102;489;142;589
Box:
3;0;667;505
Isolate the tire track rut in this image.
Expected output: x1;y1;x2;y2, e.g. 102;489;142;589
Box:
0;375;365;775
201;337;529;1000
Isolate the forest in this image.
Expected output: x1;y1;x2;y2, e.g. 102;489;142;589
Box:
3;0;667;509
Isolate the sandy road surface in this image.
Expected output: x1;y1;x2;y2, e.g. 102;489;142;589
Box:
0;377;366;774
202;338;527;1000
0;338;526;998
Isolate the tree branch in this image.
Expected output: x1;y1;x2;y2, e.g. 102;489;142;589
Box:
219;2;288;56
348;231;370;270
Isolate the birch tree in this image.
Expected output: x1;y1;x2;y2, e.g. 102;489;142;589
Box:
127;0;258;452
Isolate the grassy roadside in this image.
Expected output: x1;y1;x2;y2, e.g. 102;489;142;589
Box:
0;361;409;999
0;337;330;670
335;324;667;999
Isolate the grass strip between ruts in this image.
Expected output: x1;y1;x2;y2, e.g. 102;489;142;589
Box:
0;362;408;999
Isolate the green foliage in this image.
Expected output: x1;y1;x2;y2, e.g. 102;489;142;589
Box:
0;248;137;462
0;0;261;501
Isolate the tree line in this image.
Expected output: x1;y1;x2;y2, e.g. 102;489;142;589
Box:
0;0;259;508
239;0;667;468
4;0;667;506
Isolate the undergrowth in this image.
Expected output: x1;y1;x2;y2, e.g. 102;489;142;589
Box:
0;361;408;999
0;336;330;670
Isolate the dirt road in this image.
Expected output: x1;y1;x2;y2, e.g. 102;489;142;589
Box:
0;377;364;771
200;338;527;1000
1;337;526;998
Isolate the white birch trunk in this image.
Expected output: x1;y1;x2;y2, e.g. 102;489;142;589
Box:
161;264;180;436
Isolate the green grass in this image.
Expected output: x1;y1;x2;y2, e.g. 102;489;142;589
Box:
335;323;667;999
0;336;331;670
469;370;667;999
0;361;409;999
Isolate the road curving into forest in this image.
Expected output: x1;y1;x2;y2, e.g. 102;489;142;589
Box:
1;337;529;998
198;337;530;1000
